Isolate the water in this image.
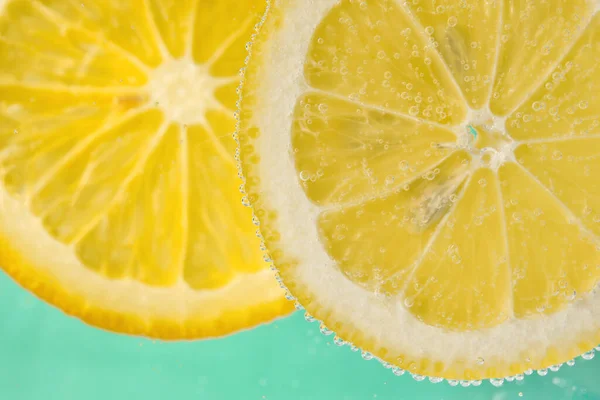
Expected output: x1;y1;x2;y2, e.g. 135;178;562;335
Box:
1;272;599;400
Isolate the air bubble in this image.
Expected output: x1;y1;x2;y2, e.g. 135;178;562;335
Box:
404;297;415;308
582;350;595;360
549;364;562;372
447;16;458;27
299;170;310;181
392;367;405;376
333;336;346;346
429;377;443;383
319;323;334;336
551;150;563;160
412;374;426;381
532;101;545;111
425;26;434;35
537;368;548;376
304;312;316;323
476;357;485;365
361;351;374;361
490;378;504;387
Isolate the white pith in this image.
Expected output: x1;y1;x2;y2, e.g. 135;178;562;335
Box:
248;0;600;369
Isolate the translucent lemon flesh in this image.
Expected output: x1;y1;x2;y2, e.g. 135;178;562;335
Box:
238;0;600;379
0;0;293;338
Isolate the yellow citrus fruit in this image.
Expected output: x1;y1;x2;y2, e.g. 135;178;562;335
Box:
0;0;293;339
237;0;600;380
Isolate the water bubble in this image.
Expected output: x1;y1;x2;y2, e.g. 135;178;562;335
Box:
404;297;415;308
579;100;588;109
447;16;458;27
551;150;563;160
412;374;426;381
478;178;487;187
447;380;459;387
429;376;443;383
537;368;548;376
318;103;329;113
377;50;386;59
476;357;485;365
317;37;324;44
524;368;533;375
459;380;471;387
409;106;419;116
392;367;405;376
425;26;434;35
350;345;359;352
566;359;576;367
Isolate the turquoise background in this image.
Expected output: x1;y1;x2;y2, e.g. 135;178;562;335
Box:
1;271;599;400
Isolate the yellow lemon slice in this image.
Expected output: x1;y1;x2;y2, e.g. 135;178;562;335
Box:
0;0;293;339
237;0;600;380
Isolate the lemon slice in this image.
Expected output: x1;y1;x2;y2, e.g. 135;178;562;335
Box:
0;0;293;339
237;0;600;380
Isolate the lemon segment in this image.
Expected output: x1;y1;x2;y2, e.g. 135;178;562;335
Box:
507;13;600;141
403;0;502;109
147;0;196;59
292;93;457;206
490;0;593;116
515;138;600;237
404;167;511;330
318;151;471;296
238;0;600;379
0;0;293;338
304;0;467;124
498;162;600;317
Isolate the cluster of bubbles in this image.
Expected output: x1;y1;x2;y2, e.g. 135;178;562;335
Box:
292;283;600;387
